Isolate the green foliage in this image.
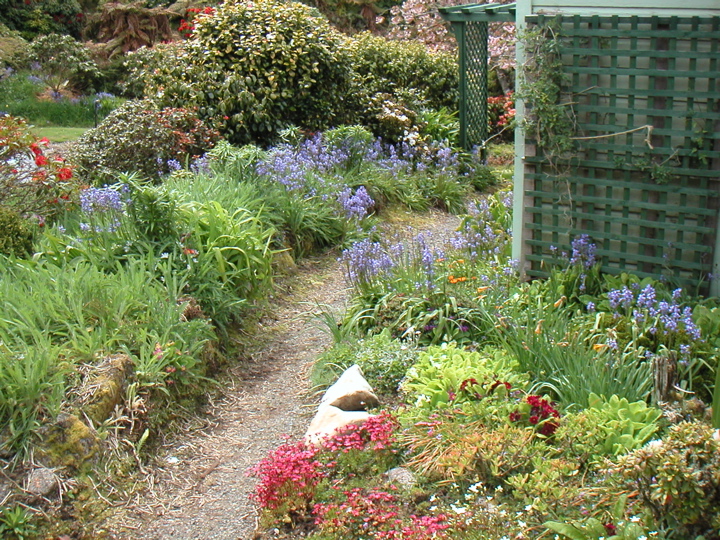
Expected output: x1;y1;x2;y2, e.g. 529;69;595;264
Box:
617;421;720;539
0;333;66;458
492;308;653;408
517;21;577;164
402;343;526;410
0;206;33;257
69;99;220;183
0;504;36;540
557;394;662;462
344;32;458;116
418;107;459;147
313;330;418;395
132;0;351;145
0;254;216;458
29;34;100;93
0;0;84;40
178;200;275;305
545;495;651;540
0;29;30;69
462;163;501;192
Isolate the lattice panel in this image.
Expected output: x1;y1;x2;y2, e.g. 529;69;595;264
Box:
523;15;720;292
465;21;489;148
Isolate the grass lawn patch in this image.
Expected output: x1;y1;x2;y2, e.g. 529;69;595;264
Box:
32;126;88;143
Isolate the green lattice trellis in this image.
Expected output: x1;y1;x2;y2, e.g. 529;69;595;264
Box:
522;15;720;293
439;3;516;150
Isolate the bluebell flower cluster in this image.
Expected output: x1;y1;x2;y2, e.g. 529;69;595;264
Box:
191;155;211;176
570;234;597;269
341;239;394;289
337;186;374;219
606;283;701;341
79;185;130;234
341;233;445;292
257;135;351;192
167;159;182;172
80;185;129;215
451;195;513;259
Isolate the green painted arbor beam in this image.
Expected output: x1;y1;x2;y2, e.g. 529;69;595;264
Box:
440;3;517;150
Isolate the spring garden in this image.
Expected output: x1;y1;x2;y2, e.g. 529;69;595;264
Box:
1;1;719;539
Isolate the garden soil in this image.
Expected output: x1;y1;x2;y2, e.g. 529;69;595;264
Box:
98;210;461;540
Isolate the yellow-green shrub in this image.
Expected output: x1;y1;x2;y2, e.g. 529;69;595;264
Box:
131;0;351;145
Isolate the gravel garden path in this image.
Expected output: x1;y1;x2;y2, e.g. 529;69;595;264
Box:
101;210;460;540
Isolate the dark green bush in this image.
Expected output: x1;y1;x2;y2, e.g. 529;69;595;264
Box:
69;99;220;183
0;0;84;40
0;206;33;257
130;0;351;145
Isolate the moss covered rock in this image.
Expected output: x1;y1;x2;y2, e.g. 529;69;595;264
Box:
80;353;134;426
37;413;100;471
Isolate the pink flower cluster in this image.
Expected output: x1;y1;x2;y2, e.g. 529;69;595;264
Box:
314;488;450;539
250;441;324;511
320;411;399;453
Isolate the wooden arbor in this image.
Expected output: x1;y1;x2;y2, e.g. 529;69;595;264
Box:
438;2;516;150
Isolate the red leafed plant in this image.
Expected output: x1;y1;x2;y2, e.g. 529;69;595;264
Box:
509;394;561;437
320;411;400;453
313;487;451;539
250;440;325;525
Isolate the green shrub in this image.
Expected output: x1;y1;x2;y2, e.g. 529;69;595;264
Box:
0;27;30;70
69;99;220;183
29;34;100;93
0;206;33;257
345;33;458;114
402;343;527;411
314;330;418;395
418;107;460;147
0;0;83;40
130;0;351;145
617;421;720;538
557;393;662;464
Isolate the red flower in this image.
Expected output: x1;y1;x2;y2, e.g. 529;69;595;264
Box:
538;420;559;437
58;167;73;180
603;522;617;536
489;380;511;393
35;155;48;166
509;411;522;422
183;247;198;255
529;415;540;425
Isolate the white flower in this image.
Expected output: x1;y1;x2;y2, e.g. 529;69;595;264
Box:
450;503;467;515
